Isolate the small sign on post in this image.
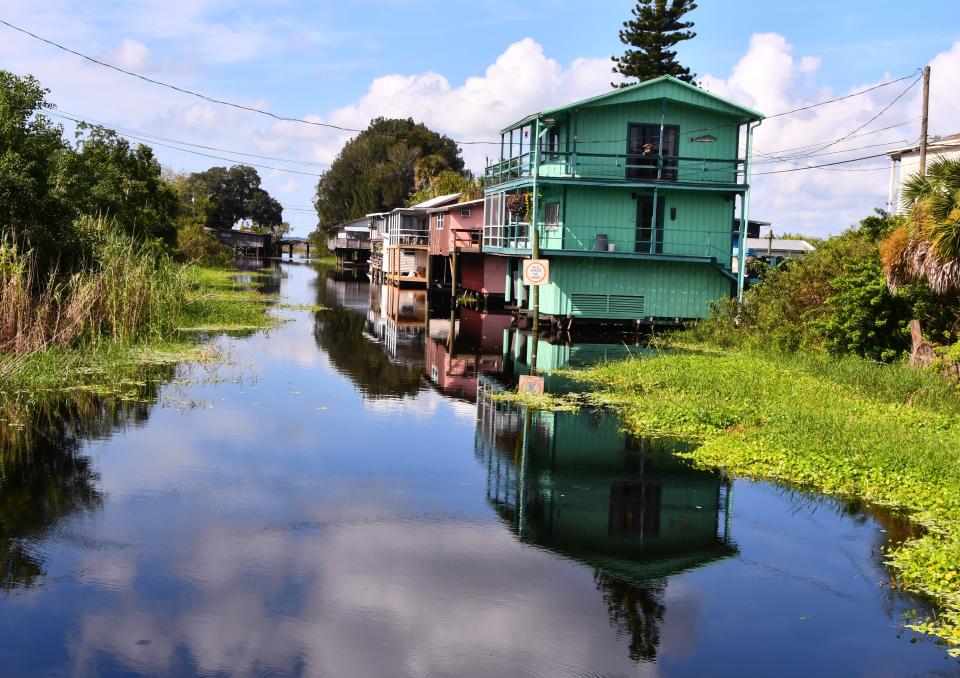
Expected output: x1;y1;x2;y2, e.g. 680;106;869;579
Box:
522;259;550;286
518;375;545;395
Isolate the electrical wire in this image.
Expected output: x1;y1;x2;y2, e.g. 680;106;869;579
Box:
0;17;499;146
751;152;891;176
786;75;922;159
4;17;922;154
50;110;331;168
7;17;921;187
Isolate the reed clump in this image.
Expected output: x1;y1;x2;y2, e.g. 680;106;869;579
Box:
0;217;188;356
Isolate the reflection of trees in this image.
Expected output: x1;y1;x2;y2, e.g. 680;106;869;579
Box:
312;267;423;399
0;373;170;593
313;307;423;399
594;572;666;662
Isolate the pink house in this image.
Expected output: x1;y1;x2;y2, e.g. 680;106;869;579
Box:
425;308;513;402
426;198;507;300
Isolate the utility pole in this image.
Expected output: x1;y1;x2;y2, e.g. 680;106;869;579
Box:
919;65;931;175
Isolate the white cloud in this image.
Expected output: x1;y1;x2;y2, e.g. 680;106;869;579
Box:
3;0;957;239
106;38;151;70
697;34;960;235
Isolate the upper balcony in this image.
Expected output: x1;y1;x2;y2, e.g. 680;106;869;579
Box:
387;210;429;247
484;150;746;190
482;222;735;278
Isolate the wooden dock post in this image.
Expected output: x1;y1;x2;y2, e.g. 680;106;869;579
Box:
451;247;458;301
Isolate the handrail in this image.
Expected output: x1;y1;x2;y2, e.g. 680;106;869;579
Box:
482;223;732;264
484;149;746;186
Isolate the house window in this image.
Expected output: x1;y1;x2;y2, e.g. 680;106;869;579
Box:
627;124;679;181
540;129;560;161
436;213;445;231
545;202;560;231
460;208;472;217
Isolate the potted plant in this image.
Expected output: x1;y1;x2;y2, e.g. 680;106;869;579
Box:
506;193;527;221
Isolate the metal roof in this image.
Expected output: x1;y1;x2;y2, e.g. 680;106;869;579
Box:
425;197;484;213
412;193;462;208
886;133;960;160
746;237;816;252
501;75;764;133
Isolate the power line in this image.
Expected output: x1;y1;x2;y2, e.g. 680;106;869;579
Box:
752;151;891;176
752;118;918;156
51;111;324;177
787;74;922;159
752;137;910;166
567;71;921;146
51;110;331;168
0;17;499;146
5;17;922;154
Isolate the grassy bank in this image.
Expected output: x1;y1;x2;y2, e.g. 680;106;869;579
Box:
0;262;278;421
568;349;960;655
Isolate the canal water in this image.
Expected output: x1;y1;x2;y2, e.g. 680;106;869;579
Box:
0;261;956;677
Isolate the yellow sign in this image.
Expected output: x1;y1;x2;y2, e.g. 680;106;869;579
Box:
522;259;550;286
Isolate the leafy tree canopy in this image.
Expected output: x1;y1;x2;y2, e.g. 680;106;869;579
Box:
0;71;76;269
66;123;180;245
314;117;464;229
408;169;482;206
613;0;698;86
185;165;283;232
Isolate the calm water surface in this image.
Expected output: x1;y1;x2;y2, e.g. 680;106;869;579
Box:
0;261;956;677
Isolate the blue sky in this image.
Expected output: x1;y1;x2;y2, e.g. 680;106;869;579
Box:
3;1;959;235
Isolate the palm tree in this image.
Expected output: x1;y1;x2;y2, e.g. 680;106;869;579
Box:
881;157;960;294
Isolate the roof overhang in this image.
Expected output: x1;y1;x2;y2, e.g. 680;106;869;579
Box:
499;75;763;133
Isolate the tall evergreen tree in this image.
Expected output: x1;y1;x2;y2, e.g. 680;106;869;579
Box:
612;0;698;86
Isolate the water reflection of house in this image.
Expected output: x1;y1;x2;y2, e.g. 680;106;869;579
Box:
324;270;369;314
477;379;735;578
498;328;651;392
373;285;427;365
475;380;735;664
314;273;423;399
424;308;513;402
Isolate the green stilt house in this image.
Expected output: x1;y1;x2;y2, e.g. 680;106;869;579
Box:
483;75;763;322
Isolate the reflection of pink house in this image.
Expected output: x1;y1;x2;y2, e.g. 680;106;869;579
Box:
425;309;514;402
427;199;507;300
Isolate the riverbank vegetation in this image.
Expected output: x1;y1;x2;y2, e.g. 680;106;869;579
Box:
563;164;960;653
0;70;282;414
571;349;960;654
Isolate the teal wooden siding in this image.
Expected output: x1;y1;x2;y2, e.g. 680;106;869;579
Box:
574;101;740;184
532;257;731;319
536;187;732;259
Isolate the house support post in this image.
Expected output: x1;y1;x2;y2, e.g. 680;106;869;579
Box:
451;247;458;301
530;116;543;374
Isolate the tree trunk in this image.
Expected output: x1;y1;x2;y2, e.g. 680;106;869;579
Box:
908;319;937;368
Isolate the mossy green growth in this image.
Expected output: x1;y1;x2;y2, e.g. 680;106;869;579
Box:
570;349;960;656
0;265;276;417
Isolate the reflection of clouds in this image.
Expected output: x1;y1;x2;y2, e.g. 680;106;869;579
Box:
77;555;138;592
69;519;668;677
363;387;475;423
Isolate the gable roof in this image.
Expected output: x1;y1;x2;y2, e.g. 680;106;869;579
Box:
501;75;763;133
412;192;462;209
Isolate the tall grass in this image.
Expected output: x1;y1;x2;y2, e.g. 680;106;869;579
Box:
0;217;188;355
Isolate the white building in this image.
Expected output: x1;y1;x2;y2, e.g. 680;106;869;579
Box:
887;134;960;215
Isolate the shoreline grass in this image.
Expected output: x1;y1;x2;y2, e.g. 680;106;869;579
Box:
565;348;960;655
0;263;277;419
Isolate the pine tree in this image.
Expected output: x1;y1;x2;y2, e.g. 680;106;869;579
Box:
612;0;698;87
